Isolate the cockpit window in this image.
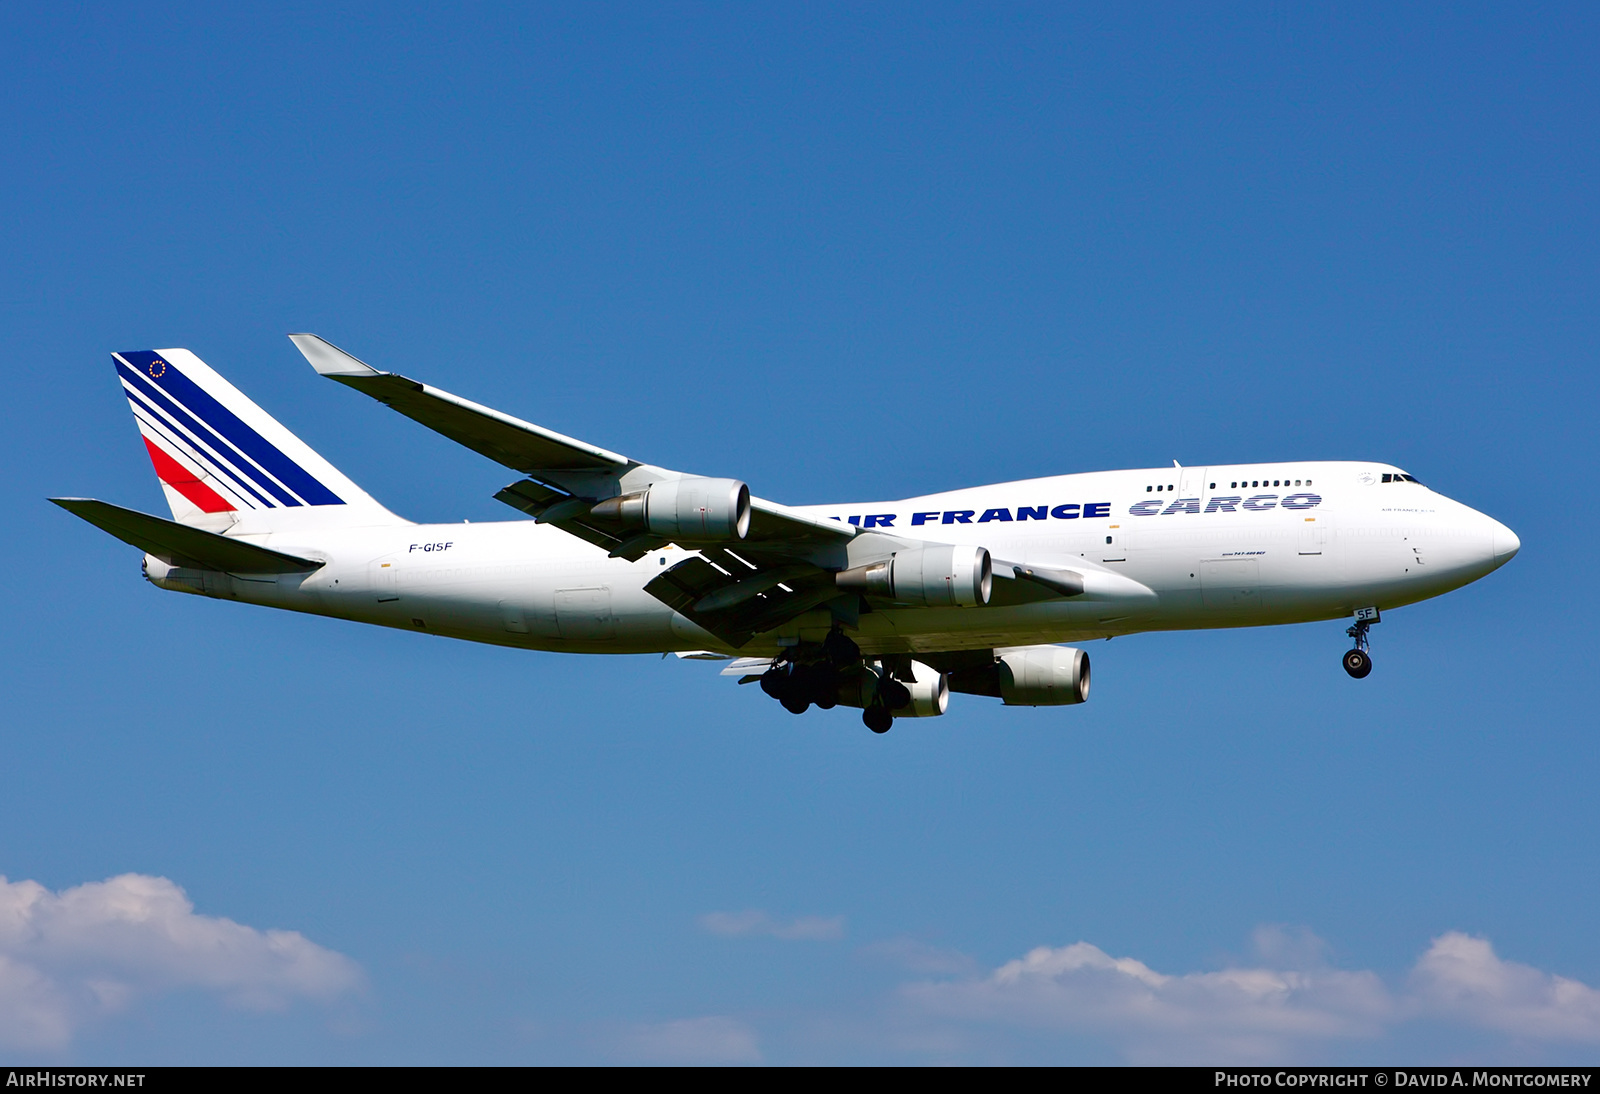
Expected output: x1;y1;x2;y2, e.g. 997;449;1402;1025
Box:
1381;472;1424;485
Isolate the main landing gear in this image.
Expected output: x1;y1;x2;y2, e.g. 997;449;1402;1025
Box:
1343;608;1380;679
864;674;911;734
760;628;859;716
758;628;912;734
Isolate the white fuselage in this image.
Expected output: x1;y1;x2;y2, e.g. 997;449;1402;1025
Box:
145;461;1519;658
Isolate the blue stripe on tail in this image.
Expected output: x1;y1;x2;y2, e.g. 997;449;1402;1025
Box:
120;377;281;509
116;360;289;507
117;352;344;506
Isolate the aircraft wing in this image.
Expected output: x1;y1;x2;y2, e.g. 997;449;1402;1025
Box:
289;333;633;478
291;333;851;545
292;333;855;645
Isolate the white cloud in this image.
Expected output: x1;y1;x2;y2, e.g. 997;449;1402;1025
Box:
904;935;1389;1063
0;873;364;1050
1409;932;1600;1042
617;1016;762;1063
699;909;845;941
898;928;1600;1063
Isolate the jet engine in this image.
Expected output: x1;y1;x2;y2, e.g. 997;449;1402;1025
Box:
590;477;752;540
997;645;1090;706
835;544;992;607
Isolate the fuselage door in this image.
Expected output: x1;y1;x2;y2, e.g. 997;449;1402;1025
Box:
500;600;529;634
1100;523;1129;563
1298;513;1332;556
555;586;616;640
370;558;399;602
1180;465;1211;503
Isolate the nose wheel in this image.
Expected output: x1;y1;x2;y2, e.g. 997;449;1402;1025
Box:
1343;608;1379;678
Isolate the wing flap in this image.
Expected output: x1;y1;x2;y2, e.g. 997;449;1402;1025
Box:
646;548;842;647
52;498;323;573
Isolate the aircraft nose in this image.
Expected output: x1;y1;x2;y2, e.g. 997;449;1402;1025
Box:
1491;519;1521;564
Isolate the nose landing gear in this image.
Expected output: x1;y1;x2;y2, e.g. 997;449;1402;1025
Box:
1343;607;1379;678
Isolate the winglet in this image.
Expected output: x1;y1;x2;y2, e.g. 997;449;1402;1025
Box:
288;333;384;378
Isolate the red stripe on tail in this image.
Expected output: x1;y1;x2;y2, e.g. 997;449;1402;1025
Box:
142;437;236;513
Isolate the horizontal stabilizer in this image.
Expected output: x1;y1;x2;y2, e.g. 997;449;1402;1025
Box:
50;498;323;574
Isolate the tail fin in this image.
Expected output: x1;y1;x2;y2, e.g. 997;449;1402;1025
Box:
113;348;403;530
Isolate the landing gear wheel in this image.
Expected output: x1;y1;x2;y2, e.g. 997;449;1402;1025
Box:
1343;611;1378;679
863;706;893;734
811;665;841;709
781;693;812;715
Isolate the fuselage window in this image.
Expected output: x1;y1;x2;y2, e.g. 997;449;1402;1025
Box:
1146;485;1153;492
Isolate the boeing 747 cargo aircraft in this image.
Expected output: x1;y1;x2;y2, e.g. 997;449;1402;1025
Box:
53;338;1520;733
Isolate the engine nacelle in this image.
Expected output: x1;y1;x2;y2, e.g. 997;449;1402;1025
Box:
998;646;1090;706
591;477;752;541
835;544;992;607
836;660;949;717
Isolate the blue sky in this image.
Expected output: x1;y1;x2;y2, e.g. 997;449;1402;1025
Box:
1;2;1596;1064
